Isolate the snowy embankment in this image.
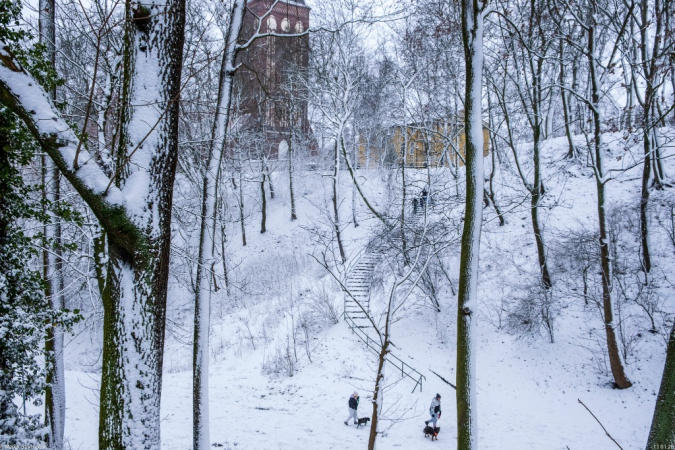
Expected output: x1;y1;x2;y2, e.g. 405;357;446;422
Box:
61;130;673;449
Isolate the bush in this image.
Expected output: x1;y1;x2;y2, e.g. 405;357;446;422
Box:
506;279;561;343
261;337;297;378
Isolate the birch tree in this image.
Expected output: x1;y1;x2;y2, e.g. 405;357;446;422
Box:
193;1;313;446
192;2;246;448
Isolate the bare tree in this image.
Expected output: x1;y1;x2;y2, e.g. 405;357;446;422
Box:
456;0;488;446
562;0;634;389
628;0;672;273
492;3;555;289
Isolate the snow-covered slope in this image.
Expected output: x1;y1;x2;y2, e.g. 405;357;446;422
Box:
60;129;674;449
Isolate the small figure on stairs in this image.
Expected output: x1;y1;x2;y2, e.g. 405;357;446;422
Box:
413;197;418;214
344;391;360;425
421;188;428;210
425;393;442;428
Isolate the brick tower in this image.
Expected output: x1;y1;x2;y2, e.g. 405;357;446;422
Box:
235;0;311;158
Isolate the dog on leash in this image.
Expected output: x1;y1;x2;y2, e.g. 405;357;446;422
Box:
423;425;440;441
356;417;370;428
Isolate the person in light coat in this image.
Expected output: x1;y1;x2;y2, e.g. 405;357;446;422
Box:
426;393;442;427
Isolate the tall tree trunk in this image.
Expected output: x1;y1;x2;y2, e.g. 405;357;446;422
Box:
340;135;389;227
367;341;389;450
401;128;408;263
39;0;66;447
529;51;552;290
640;126;652;272
352;179;358;227
457;0;485;447
0;0;186;442
98;0;186;447
560;42;576;159
653;124;667;182
333;140;346;263
646;320;675;448
261;169;267;234
587;18;632;390
193;3;248;440
238;172;247;246
289;134;297;221
263;156;274;199
351;139;358;227
484;94;503;225
219;219;231;297
485;141;504;226
43;160;65;450
572;59;581;134
637;0;663;274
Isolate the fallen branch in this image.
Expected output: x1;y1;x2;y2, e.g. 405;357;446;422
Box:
429;369;456;390
577;399;623;449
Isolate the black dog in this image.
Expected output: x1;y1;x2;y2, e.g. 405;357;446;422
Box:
356;417;370;428
423;426;440;441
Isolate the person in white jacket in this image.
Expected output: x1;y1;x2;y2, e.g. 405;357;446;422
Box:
425;393;442;427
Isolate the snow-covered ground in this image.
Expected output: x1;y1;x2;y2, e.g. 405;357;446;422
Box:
59;130;674;449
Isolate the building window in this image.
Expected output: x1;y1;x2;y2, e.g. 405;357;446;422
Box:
267;15;277;31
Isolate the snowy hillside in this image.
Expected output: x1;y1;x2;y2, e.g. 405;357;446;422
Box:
56;130;674;450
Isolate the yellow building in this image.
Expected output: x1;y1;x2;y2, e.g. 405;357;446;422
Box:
357;119;490;169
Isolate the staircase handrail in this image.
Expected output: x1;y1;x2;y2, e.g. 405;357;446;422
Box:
343;312;426;393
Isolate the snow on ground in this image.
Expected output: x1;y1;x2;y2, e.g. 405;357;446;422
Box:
60;129;674;449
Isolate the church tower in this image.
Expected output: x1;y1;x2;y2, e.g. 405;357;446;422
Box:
235;0;311;158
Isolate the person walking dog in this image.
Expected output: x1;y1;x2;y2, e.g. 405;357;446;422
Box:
425;393;442;427
344;391;360;425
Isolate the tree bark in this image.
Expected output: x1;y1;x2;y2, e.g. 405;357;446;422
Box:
485;91;505;226
0;0;187;446
333;140;346;263
261;169;267;234
340;135;389;228
238;172;247;246
401;129;408;263
587;17;632;390
194;0;247;440
289;134;297;221
263;156;274;200
367;340;389;450
457;0;485;447
560;41;576;159
646;320;675;448
43;159;65;450
528;45;552;290
38;0;66;447
637;0;661;273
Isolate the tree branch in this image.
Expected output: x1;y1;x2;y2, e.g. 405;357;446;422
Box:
577;399;624;450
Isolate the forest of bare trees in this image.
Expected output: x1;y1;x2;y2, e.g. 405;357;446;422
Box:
0;0;673;448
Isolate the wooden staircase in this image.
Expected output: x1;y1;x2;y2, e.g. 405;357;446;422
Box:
341;205;429;392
